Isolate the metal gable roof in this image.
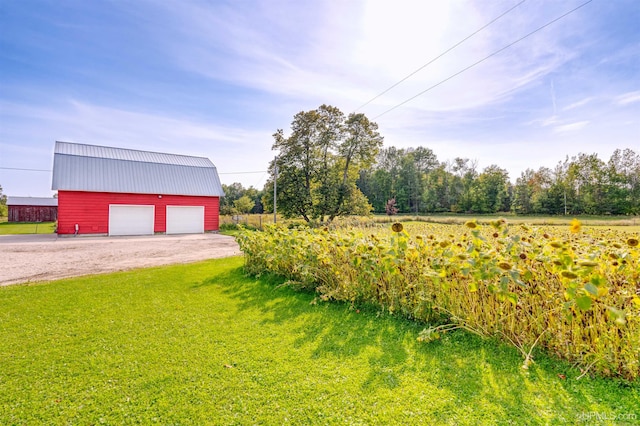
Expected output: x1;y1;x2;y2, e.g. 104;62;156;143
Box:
52;142;224;197
7;197;58;207
54;141;214;167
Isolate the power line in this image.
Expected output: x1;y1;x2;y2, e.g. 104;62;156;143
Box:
0;165;270;177
0;166;52;172
218;170;267;175
355;0;528;112
253;171;268;188
373;0;593;120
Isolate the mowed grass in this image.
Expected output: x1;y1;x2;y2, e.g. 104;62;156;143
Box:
1;258;638;425
0;221;55;235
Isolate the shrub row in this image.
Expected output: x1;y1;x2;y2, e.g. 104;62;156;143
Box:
236;221;639;380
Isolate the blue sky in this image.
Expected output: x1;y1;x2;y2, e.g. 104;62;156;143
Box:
1;0;638;197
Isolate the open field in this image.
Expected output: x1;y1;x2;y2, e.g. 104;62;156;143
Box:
378;217;640;233
370;213;640;227
0;221;56;235
0;214;636;235
219;213;640;230
1;257;638;424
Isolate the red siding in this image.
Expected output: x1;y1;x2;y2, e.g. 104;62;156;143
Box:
8;206;58;222
57;191;219;235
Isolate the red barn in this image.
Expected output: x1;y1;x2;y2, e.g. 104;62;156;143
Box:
51;141;224;236
7;197;58;222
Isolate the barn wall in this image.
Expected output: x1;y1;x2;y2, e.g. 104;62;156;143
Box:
8;206;58;222
57;191;220;235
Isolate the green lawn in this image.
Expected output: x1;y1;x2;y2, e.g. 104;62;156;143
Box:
0;221;56;235
1;257;638;425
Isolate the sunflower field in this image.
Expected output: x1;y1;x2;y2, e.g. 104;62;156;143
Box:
236;220;640;380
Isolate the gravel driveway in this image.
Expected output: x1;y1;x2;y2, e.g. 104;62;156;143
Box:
0;233;242;286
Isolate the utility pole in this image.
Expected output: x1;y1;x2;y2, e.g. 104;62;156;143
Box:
273;156;277;224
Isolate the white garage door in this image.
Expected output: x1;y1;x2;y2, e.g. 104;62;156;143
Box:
109;205;155;236
166;206;204;235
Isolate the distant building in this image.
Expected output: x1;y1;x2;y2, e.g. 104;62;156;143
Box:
51;141;224;236
7;197;58;222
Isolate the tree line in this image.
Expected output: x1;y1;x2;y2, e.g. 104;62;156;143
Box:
219;182;264;216
219;105;639;219
357;147;640;215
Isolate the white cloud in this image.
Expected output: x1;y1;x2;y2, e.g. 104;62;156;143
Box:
615;91;640;106
65;101;265;147
562;97;594;111
540;115;560;127
0;100;275;195
147;0;580;118
554;120;589;133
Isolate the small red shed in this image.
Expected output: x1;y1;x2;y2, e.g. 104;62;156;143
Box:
7;197;58;222
51;141;224;236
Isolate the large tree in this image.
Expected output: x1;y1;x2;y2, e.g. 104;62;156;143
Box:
470;165;511;213
271;105;383;223
234;195;254;214
220;182;263;215
607;148;640;214
422;164;453;212
357;146;438;213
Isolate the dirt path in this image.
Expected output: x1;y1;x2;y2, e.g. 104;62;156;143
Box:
0;233;242;286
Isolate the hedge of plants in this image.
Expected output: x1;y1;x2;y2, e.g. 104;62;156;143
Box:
236;220;639;380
